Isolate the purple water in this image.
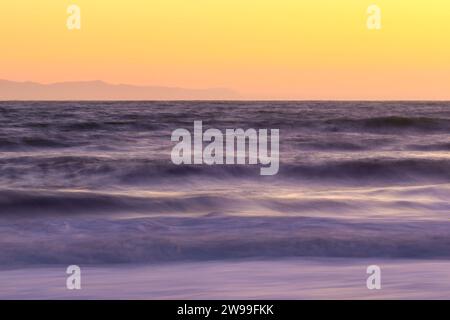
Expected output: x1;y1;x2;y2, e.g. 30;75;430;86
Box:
0;101;449;298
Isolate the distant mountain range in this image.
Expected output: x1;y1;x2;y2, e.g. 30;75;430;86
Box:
0;80;241;100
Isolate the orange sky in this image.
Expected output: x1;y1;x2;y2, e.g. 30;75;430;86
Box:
1;0;449;99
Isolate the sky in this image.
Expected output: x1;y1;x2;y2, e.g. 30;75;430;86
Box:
1;0;449;99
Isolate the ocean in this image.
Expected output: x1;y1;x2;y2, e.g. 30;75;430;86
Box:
0;101;449;299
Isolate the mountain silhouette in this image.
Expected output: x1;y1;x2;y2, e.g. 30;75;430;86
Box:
0;80;240;100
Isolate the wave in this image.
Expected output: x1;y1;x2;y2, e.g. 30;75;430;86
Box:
1;156;449;190
0;189;379;216
0;137;75;150
407;143;450;151
0;216;449;266
283;158;450;181
323;116;450;133
290;140;368;151
59;120;160;132
2;184;449;218
0;189;246;215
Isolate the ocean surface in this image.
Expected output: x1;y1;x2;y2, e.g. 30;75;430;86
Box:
0;101;449;299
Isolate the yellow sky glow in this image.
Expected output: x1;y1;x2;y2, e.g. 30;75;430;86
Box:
1;0;449;99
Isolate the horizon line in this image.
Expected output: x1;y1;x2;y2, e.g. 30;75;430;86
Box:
1;79;449;102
